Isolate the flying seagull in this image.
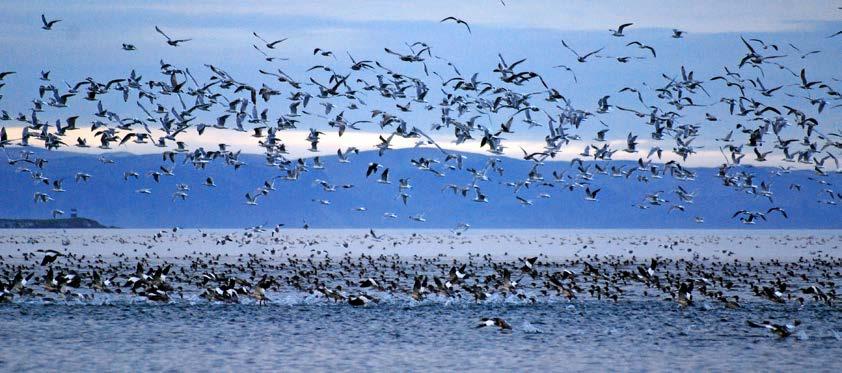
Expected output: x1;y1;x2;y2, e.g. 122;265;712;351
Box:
561;40;603;63
155;26;192;46
440;17;471;34
41;14;61;30
610;23;633;37
253;32;287;49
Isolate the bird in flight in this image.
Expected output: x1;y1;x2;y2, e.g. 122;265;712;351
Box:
610;23;633;37
561;40;604;63
253;32;287;49
440;17;471;34
155;26;192;46
41;14;61;30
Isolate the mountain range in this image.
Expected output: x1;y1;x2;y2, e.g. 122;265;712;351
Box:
0;147;838;228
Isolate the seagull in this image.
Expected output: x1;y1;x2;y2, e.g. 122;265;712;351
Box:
377;168;391;184
155;26;192;47
552;64;578;83
245;193;259;206
767;207;788;219
409;213;427;222
561;40;603;63
672;29;686;38
41;14;61;30
337;147;358;163
610;23;633;37
121;43;137;51
440;17;471;34
626;41;656;57
253;32;287;49
584;187;600;201
473;188;489;203
366;162;381;177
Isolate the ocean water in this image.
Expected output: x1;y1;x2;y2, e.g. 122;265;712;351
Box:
2;302;841;371
1;229;841;371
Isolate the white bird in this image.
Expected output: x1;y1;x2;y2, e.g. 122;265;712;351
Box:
584;187;600;201
610;23;633;37
245;193;259;206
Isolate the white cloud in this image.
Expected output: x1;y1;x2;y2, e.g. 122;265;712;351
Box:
0;124;817;169
96;0;841;33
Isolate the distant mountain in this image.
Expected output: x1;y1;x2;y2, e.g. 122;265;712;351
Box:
0;217;108;229
0;147;838;228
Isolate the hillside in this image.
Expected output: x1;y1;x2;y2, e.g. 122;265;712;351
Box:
0;217;109;229
0;147;838;228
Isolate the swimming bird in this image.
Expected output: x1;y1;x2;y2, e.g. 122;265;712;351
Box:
477;317;512;330
747;320;800;338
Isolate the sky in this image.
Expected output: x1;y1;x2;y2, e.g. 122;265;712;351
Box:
0;0;841;167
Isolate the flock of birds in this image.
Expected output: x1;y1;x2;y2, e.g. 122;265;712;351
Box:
0;7;840;338
1;229;840;337
0;10;838;226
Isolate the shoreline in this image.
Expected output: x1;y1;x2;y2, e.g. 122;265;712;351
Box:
1;228;839;260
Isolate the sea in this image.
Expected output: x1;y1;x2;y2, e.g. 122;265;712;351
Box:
1;229;840;371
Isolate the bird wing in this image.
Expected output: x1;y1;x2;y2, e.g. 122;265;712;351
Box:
252;32;268;44
266;38;287;48
561;40;580;58
155;26;171;41
618;23;633;33
581;47;604;59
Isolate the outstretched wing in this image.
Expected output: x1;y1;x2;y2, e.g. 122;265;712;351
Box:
155;26;171;41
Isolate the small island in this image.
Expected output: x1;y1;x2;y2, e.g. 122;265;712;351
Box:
0;217;110;229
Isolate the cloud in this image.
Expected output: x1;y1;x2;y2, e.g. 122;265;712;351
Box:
0;124;818;169
85;0;841;33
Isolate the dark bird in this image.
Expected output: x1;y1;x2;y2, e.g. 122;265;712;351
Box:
562;40;603;63
440;16;471;34
41;14;61;30
155;26;192;46
253;32;287;49
477;317;512;330
36;249;64;266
